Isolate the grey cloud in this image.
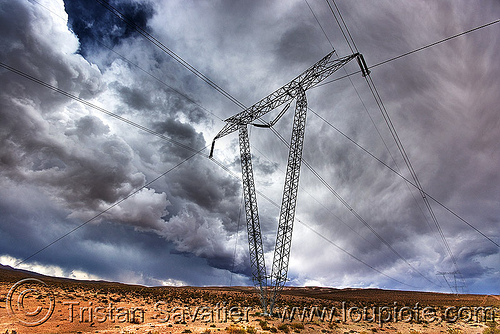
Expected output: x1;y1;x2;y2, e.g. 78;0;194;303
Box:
116;85;155;111
65;115;110;138
275;22;326;65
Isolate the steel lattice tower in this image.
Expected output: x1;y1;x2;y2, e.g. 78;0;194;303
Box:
210;51;369;314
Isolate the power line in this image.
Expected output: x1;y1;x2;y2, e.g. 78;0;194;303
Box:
94;0;246;111
26;0;497;290
17;147;206;266
324;0;355;54
370;18;500;69
304;0;334;50
304;0;440;287
316;18;500;88
0;62;203;156
307;107;499;248
96;40;225;123
27;1;225;125
209;156;419;289
1;60;212;265
322;0;468;290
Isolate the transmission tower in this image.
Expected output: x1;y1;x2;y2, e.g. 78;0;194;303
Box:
210;50;369;314
437;271;465;295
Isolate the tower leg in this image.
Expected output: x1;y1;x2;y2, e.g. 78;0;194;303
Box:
269;87;308;314
239;124;268;314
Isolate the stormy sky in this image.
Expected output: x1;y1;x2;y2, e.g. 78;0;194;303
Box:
0;0;498;294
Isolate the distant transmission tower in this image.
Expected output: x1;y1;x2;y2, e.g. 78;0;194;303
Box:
210;51;369;314
437;271;465;295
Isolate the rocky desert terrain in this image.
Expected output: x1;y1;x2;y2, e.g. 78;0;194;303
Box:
0;264;498;334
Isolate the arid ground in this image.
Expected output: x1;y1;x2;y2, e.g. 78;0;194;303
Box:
1;264;498;334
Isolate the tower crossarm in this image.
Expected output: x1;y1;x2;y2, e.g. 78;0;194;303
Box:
209;52;361;157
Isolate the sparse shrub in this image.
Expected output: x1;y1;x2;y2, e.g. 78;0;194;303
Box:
226;325;247;334
290;322;304;330
246;326;257;334
448;328;463;334
278;323;290;333
328;323;338;329
259;320;270;330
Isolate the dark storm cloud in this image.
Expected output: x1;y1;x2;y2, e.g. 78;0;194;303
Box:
63;0;155;57
168;164;236;211
154;118;203;144
116;84;155;111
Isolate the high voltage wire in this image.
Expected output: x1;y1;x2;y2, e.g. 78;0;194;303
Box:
304;0;433;242
304;0;335;50
316;18;500;88
96;40;225;123
1;61;416;287
320;0;500;292
324;0;466;289
305;0;441;287
301;4;498;248
94;0;246;111
307;107;499;248
23;1;225;125
209;155;419;289
0;63;202;155
16;147;206;266
370;18;500;69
